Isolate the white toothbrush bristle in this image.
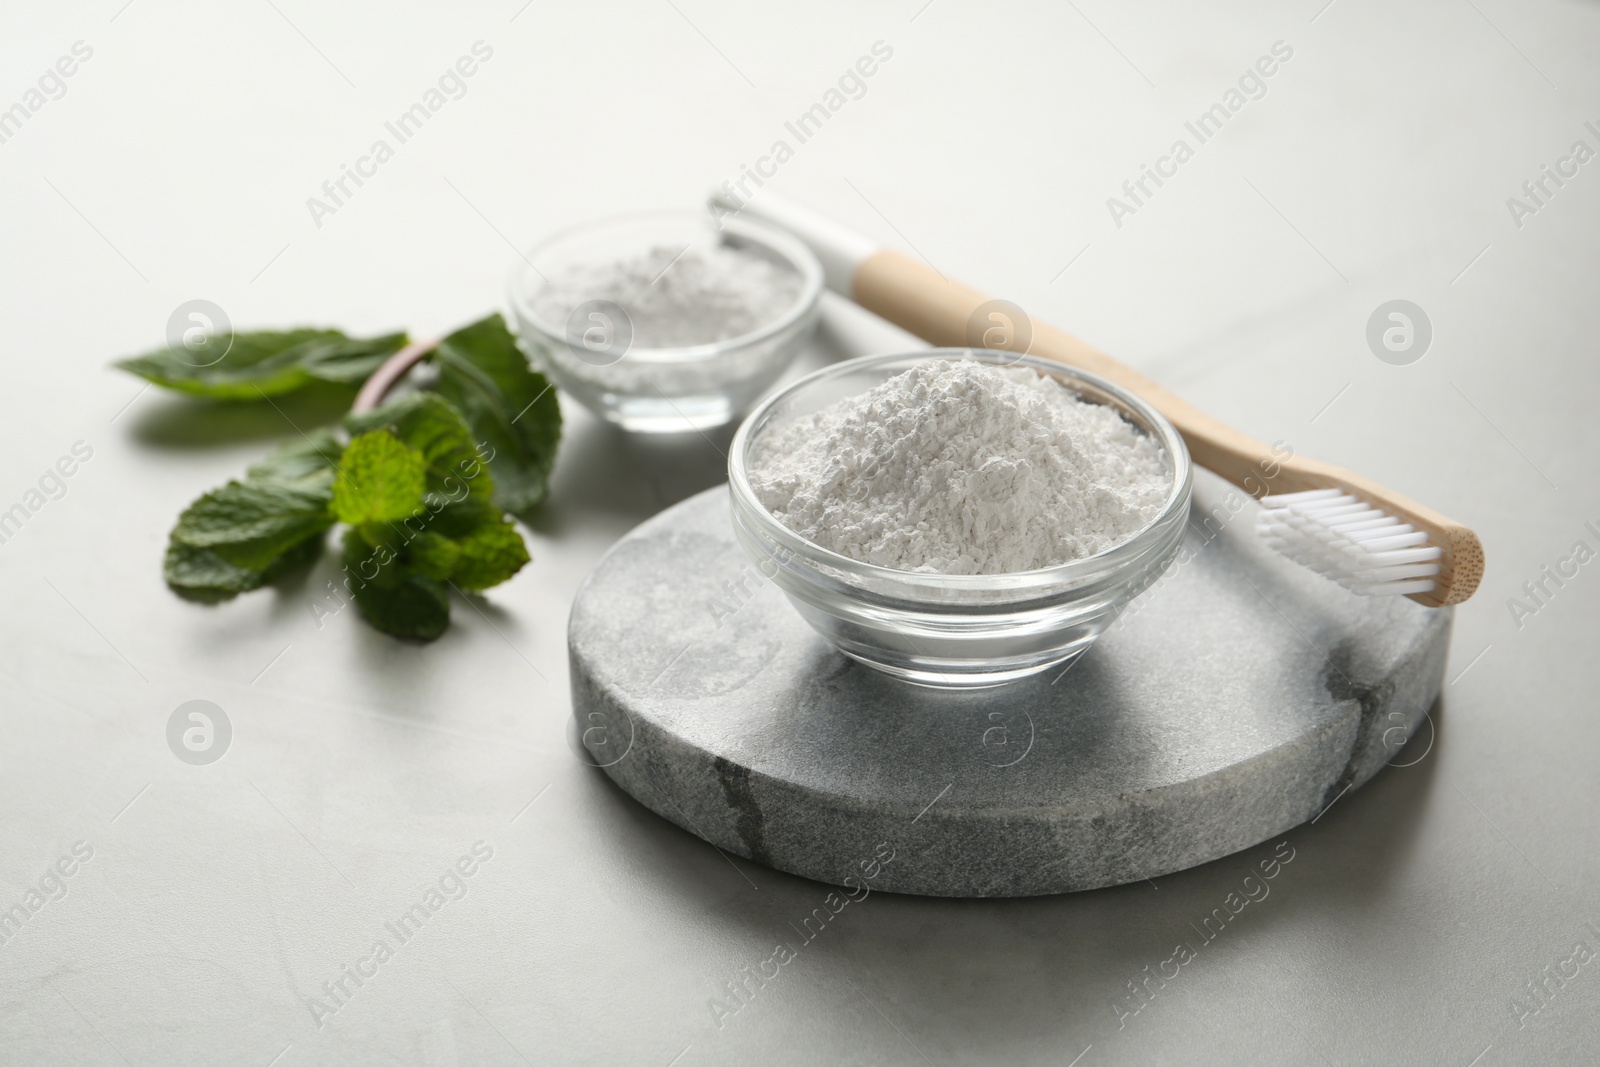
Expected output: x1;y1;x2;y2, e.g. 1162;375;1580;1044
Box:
1256;490;1440;597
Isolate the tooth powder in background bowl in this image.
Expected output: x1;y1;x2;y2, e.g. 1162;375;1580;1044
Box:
507;210;824;433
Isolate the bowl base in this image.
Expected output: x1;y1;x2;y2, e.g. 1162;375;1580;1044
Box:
598;393;735;434
831;640;1094;690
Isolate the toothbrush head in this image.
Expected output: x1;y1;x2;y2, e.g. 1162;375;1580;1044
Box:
1257;488;1456;600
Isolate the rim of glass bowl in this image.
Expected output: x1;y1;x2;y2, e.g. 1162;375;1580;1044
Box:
506;209;824;362
727;348;1194;597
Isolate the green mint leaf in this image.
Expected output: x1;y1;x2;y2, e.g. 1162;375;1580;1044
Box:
164;433;339;600
331;431;426;526
407;531;460;581
342;528;449;641
246;429;344;488
118;329;336;398
165;534;324;602
345;392;494;504
353;575;450;641
446;517;530;591
169;477;336;570
347;524;408;589
426;497;501;539
116;329;407;400
430;313;561;513
299;334;411;384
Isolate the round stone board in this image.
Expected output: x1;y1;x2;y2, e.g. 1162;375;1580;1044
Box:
567;469;1451;897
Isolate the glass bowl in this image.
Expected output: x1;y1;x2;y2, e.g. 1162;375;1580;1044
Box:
507;210;823;433
727;349;1193;688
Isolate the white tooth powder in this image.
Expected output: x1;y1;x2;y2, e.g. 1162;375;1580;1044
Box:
748;359;1170;575
533;243;801;349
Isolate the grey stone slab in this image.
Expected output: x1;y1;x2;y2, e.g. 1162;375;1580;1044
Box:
567;469;1451;897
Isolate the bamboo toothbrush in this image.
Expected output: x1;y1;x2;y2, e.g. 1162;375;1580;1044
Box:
711;190;1483;607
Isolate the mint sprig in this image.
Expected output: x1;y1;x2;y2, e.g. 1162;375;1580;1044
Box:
137;314;558;641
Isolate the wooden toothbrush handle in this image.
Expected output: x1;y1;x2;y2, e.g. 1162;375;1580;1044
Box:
852;249;1483;607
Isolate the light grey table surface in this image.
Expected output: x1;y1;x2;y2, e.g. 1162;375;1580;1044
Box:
1;2;1596;1064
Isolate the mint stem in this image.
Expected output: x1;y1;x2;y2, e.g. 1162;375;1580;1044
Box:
352;337;441;414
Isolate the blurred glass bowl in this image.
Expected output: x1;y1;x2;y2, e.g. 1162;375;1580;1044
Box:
507;210;823;433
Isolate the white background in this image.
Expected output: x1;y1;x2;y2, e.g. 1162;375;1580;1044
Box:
0;1;1597;1063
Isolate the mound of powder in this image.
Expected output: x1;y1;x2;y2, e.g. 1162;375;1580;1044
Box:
533;243;801;349
748;359;1170;575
